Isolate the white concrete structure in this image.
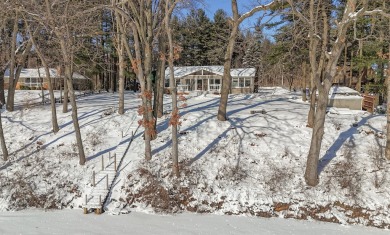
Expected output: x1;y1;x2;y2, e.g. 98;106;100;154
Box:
328;86;363;110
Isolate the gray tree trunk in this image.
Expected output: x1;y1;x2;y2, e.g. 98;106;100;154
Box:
43;65;60;133
58;37;86;164
62;74;69;113
0;69;5;107
302;62;307;102
6;18;18;112
0;112;8;161
165;0;179;177
156;36;167;119
218;22;238;121
66;65;86;165
385;39;390;160
307;87;316;127
117;26;125;115
304;83;330;185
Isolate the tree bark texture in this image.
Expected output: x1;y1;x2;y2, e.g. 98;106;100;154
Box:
165;0;180;177
0;113;8;161
217;20;238;121
116;16;125;115
6;18;18;112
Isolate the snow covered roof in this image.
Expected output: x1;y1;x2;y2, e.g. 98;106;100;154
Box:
329;86;360;96
165;66;256;79
4;68;88;80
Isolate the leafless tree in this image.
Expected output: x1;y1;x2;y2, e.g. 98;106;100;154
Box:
217;0;281;121
23;18;60;133
113;7;126;115
288;0;388;186
164;0;181;177
19;0;105;165
113;0;162;160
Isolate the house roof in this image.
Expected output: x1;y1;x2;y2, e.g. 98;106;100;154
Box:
165;66;256;79
329;86;360;96
4;68;88;80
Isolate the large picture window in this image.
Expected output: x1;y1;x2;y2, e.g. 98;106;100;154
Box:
232;77;251;88
24;77;40;88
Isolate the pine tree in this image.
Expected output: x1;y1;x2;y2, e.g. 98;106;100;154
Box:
208;9;230;65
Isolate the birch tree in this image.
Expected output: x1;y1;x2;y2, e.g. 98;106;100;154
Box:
217;0;281;121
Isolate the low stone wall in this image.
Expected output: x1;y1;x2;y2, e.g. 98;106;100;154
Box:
328;96;363;110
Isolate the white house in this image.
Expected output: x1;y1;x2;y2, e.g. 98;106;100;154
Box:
4;68;90;90
165;66;256;94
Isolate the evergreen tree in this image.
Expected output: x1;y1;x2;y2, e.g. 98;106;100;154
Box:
176;9;212;66
208;9;230;65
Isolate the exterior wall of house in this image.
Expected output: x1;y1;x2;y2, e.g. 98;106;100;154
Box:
231;87;253;94
4;77;88;90
328;97;363;110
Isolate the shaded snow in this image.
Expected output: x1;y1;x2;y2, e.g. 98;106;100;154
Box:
0;210;388;235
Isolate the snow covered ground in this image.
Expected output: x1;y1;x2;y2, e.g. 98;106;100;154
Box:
0;88;389;232
0;209;388;235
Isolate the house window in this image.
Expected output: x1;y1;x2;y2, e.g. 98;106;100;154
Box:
239;78;245;88
25;77;40;88
245;78;251;87
232;78;239;88
232;77;251;88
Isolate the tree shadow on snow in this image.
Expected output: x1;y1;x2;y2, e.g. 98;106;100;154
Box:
152;97;285;162
317;114;380;175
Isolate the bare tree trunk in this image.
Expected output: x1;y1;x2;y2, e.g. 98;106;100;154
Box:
287;0;362;186
62;74;68;113
0;69;5;106
66;64;86;165
131;23;152;161
385;30;390;160
218;22;238;121
165;0;179;177
302;62;307;102
38;68;44;104
26;20;60;132
116;17;125;115
59;36;86;164
156;36;166;119
355;40;363;92
307;86;316;127
118;50;125;114
386;71;390;159
0;112;8;161
349;50;353;87
7;42;33;112
217;0;278;121
304;83;330;185
43;65;60;133
6;18;18;112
